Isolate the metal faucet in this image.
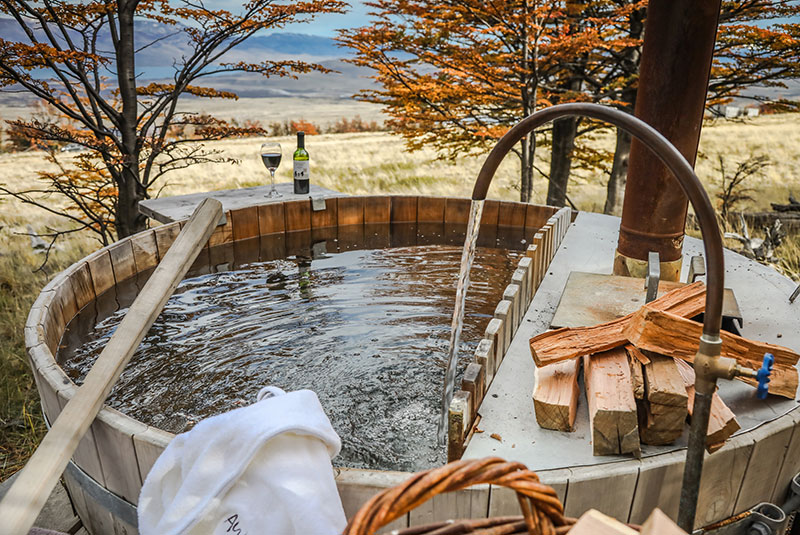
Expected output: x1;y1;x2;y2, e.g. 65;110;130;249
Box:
472;102;757;531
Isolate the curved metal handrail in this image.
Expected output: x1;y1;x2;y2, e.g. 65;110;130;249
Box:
472;102;724;339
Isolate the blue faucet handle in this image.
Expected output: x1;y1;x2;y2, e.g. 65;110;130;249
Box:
756;353;774;400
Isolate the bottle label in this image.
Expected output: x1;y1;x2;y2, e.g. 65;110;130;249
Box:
293;160;309;181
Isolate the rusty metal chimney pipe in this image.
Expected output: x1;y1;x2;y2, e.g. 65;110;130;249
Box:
615;0;723;280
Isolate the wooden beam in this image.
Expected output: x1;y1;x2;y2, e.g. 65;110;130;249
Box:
530;282;706;366
532;358;581;431
583;348;641;456
0;199;223;535
626;347;646;400
674;359;740;452
639;354;688;446
624;307;799;398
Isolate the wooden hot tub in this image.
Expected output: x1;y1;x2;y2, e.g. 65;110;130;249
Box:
26;195;562;534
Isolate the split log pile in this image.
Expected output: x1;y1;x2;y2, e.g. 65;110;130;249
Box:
529;282;800;456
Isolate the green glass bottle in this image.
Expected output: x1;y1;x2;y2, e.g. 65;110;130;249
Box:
293;131;309;194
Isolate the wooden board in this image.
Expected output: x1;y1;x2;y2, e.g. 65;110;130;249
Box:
583;348;640;456
734;416;795;512
532;358;580;431
564;462;640;521
624;307;799;398
461;363;485;422
628;451;684;524
474;338;495;385
130;231;160;274
694;433;754;527
230;206;261;241
416;196;446;223
257;202;286;234
480;200;500;227
337;196;365;226
390;195;418;223
362;196;391;224
310;197;338;228
336;469;410;532
283;199;312;232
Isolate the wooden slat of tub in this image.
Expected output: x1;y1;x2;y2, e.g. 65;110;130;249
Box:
408;483;489;527
484;318;504;375
207;213;234;248
154;222;181;259
77;482;117;535
526;244;541;293
531;233;545;287
107;239;137;283
734;415;796;512
391;195;418;223
694;433;754;528
416;196;446;223
338;196;365;226
61;472;91;533
54;383;107;486
91;408;148;504
336;468;410;532
257;202;286;234
113;516;138;535
284;199;312;232
628;451;684;524
498;201;527;228
517;257;533;306
70;263;96;312
209;242;235;272
494;300;512;351
42;292;66;354
363;196;391;224
475;338;495;386
481;200;500;227
525;204;556;231
364;223;391;250
311;197;338;228
86;250;115;299
133;426;174;483
130;230;160;274
231;206;261;241
488;468;569;516
32;354;64;425
564;462;640;522
770;410;800;504
52;279;78;334
445;198;471;224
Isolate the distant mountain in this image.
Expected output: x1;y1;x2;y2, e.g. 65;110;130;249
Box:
0;18;348;66
0;17;365;99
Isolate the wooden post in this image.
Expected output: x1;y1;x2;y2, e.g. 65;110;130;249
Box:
0;198;223;535
533;358;581;431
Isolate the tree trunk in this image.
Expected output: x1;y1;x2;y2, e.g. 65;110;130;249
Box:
519;134;535;203
604;128;632;215
547;117;577;207
114;2;147;239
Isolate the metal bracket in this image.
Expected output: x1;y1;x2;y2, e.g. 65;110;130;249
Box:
688;255;706;283
790;283;800;304
311;197;327;211
645;251;660;303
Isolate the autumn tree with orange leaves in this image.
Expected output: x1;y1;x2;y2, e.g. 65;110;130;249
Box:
338;1;638;203
340;0;800;208
0;0;345;244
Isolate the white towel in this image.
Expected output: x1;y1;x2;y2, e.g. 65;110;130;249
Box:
138;387;346;535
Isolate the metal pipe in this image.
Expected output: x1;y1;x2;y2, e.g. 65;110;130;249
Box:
472;102;726;530
617;0;722;271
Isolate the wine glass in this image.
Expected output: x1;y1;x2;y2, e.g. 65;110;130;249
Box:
260;142;282;198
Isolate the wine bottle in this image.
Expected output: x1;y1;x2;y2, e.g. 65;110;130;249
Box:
293;131;310;195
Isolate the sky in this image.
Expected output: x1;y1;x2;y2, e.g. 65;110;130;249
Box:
207;0;371;37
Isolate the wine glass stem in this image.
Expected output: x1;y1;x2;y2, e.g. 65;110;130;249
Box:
270;170;276;192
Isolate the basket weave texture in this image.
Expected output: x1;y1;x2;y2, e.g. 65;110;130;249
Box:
343;457;579;535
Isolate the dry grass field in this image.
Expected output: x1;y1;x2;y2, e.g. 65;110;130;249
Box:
0;105;799;479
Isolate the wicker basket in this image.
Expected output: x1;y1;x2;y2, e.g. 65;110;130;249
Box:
343;457;579;535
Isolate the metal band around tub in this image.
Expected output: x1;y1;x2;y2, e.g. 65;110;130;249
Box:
44;409;139;527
